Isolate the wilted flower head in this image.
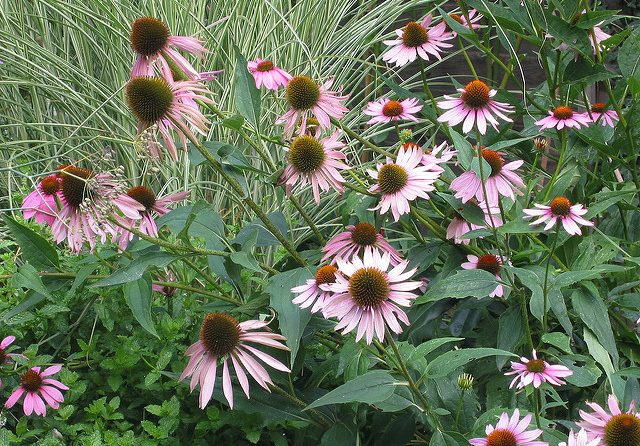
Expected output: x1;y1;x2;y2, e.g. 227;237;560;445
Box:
126;76;213;160
180;314;290;409
130;17;207;80
277;76;349;138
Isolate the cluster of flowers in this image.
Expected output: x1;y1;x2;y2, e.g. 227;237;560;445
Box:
0;337;68;417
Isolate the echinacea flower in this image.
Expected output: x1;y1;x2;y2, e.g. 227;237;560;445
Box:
51;166;145;252
130;17;207;80
321;222;403;265
21;175;60;226
450;149;524;205
4;365;68;416
505;349;573;389
437;80;514;134
461;253;506;297
152;271;177;297
578;393;640;446
559;429;601;446
590;19;611;54
584;103;619;127
445;10;483;36
115;186;189;249
421;141;458;168
469;409;547;446
279;132;350;205
179;313;290;409
368;143;442;221
535;106;591;131
523;197;593;236
0;336;18;388
363;97;423;125
126;76;213;160
323;250;421;344
291;265;338;314
382;15;453;66
446;200;502;245
247;59;292;90
277;76;349;138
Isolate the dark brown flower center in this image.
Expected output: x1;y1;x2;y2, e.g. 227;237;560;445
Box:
130;17;170;56
348;267;389;308
486;429;517;446
289;135;325;174
40;176;59;195
550;196;571;216
0;348;6;363
553;106;574;120
60;166;95;209
378;164;409;195
477;254;501;275
199;313;241;357
462;80;491;108
481;149;504;177
526;359;546;372
257;60;274;72
286;76;320;110
604;413;640;446
449;13;464;24
315;265;337;285
402;21;428;47
20;369;43;393
351;223;378;246
591;102;607;113
127;186;157;211
382;100;404;117
126;77;174;124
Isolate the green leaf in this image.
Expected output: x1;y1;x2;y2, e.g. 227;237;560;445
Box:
497;304;525;369
618;27;640;81
553;270;608;289
234;212;289;247
266;268;313;366
123;274;158;338
576;10;618;29
571;288;618;365
11;263;52;299
438;193;485;226
511;267;544;322
425;348;516;378
564;58;618;85
0;290;46;323
417;269;499;304
3;215;59;270
234;47;261;128
91;252;178;287
485;136;535;152
449;129;475;170
305;370;397;409
543;12;592;59
415;337;463;357
542;332;572;354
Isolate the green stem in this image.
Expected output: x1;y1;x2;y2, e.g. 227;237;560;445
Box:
331;118;395;159
543;130;567;202
541;226;560;336
455;389;465;428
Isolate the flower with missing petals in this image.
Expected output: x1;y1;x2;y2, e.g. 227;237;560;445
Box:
21;175;60;226
180;314;290;409
461;253;507;297
584;103;619;128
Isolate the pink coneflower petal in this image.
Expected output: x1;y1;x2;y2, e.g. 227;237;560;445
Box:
383;15;454;66
363;97;423;124
461;253;507;297
535;106;591;131
446;200;502;244
578;393;640;443
21;175;61;226
248;59;292;90
321;222;403;265
470;409;545;446
505;349;573;389
523;197;593;236
4;365;67;417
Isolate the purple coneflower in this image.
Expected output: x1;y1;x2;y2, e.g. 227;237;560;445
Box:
368;143;442;221
180;313;290;409
322;250;421;344
21;175;60;226
363;97;422;125
279;132;350;205
523;197;593;236
247;59;292;90
291;265;338;314
469;409;547;446
437;80;514;134
277;76;349;138
421;141;457;168
461;253;506;297
535;106;591;131
130;17;206;80
444;10;483;36
116;186;189;249
126;76;213;160
5;365;68;417
505;349;573;389
321;223;403;265
578;393;640;446
584;103;618;127
382;15;453;66
0;336;18;388
560;429;601;446
450;149;524;205
446;200;502;245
